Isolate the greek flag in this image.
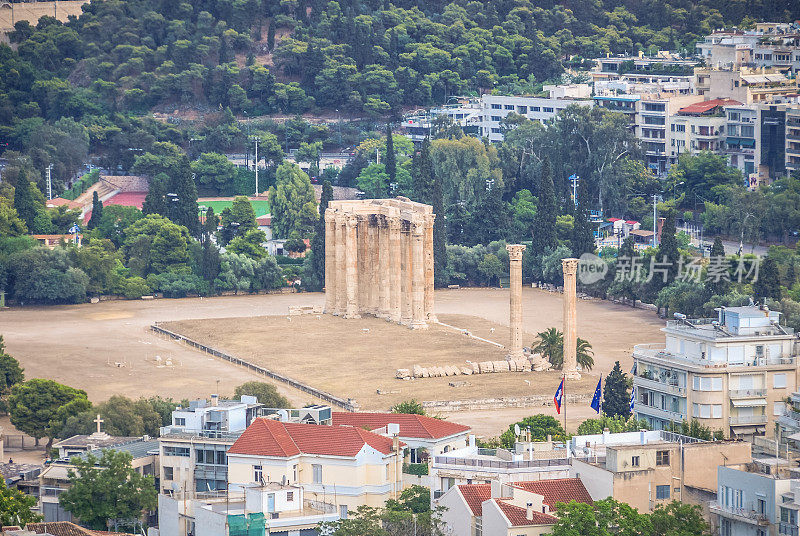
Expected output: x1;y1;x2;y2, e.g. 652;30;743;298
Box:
629;386;636;413
69;225;80;234
590;377;602;414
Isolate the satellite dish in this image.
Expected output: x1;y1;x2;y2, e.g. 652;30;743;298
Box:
514;424;521;436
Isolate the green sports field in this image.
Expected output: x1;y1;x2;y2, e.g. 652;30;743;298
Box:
197;198;270;217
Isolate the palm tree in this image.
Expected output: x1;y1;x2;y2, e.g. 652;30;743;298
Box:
576;338;594;371
534;328;563;369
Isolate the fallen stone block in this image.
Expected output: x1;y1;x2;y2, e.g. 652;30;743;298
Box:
412;365;424;378
396;368;411;379
421;368;430;378
448;365;461;376
508;360;518;372
494;360;510;372
479;361;493;373
471;362;480;373
460;367;473;375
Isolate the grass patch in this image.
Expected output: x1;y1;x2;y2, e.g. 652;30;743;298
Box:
197;198;270;217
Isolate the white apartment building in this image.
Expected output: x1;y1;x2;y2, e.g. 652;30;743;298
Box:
697;24;800;74
670;99;739;167
159;395;263;494
590;55;698;90
633;305;798;439
724;105;760;180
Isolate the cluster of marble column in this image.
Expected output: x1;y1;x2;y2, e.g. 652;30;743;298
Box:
323;210;435;329
561;258;581;379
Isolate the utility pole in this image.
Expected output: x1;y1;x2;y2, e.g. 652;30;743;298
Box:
253;137;259;196
46;164;53;200
652;194;658;248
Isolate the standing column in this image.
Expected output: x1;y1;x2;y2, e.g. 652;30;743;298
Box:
423;214;436;322
334;214;346;315
357;216;368;316
389;217;402;323
506;244;526;358
400;223;413;325
410;218;428;329
368;218;379;315
378;216;391;318
324;210;336;314
561;258;581;379
345;215;361;319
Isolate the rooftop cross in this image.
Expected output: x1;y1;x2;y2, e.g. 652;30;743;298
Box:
94;414;104;434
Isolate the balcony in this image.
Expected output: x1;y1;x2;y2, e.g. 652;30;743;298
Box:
729;388;767;399
709;502;769;525
635;376;686;396
781;523;799;536
730;415;768;425
634;343;796;369
635;404;685;422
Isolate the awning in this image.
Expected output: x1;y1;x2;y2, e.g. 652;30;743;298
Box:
731;426;758;435
726;137;756;148
788;432;800;442
732;399;767;407
757;426;766;434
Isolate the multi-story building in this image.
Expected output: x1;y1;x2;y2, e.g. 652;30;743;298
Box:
158;395;264;494
225;418;405;517
570;430;750;514
695;66;799;104
724;104;760;181
711;460;800;536
670;99;741;163
697;24;800;74
633;305;799;439
636;95;702;174
785;107;800;175
437;479;592;536
590;55;699;90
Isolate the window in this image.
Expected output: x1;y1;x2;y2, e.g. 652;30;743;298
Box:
163;446;190;457
491;104;501;109
531;106;541;112
631;456;640;467
775;402;786;416
163;467;174;480
340;504;348;520
504;104;514;110
758;498;766;515
656;485;670;499
543;107;554;113
713;405;722;418
656;450;670;466
491;128;501;134
781;507;797;524
174;418;186;426
254;465;263;483
693;377;722;391
286;491;294;502
491;115;502;122
775;373;787;389
674;124;685;132
741;125;754;137
312;464;322;484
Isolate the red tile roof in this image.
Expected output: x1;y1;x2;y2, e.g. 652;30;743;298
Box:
679;98;743;115
495;501;558;526
46;197;82;210
228;418;399;458
457;484;492;516
332;412;470;440
512;478;593;509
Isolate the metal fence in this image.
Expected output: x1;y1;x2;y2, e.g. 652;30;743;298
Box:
151;323;357;411
3;434;39;450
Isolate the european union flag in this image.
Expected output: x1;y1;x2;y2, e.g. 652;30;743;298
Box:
590;377;602;414
554;378;564;414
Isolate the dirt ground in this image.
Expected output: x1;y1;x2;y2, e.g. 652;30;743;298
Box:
0;288;663;436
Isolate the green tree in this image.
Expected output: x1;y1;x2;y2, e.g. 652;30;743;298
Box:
13;175;49;233
705;236;729;297
576;338;594;371
309;180;333;291
227;229;268;259
94;205;143;248
552;498;653;536
142;173;168;217
0;196;28;237
357;163;389;198
218;196;258;245
0;476;40;526
59;449;157;530
754;256;781;302
650;501;710;536
577;415;649;435
531;158;557;256
191;153;238;196
59;396;163;438
87;191;103;230
269;163;317;238
476;253;503;286
391;399;425;415
412;137;434;204
318;505;385;536
232;382;290;408
385;485;430;514
0;336;24;413
534;328;563;369
500;414;565;448
385;123;396;187
8;379;91;448
571;178;595;257
602;361;631;419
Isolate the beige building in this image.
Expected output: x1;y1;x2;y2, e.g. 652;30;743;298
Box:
226;418;405;518
787;107;800;174
695;66;799;104
570;435;751;514
634;306;798;439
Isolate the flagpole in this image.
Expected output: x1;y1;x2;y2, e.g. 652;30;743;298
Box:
563;373;567;434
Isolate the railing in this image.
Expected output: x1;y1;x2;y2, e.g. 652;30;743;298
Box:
635;344;797;368
433;456;603;470
635;376;686;395
781;523;799;536
730;415;768;425
709;502;769;525
729;389;767;398
160;427;243;439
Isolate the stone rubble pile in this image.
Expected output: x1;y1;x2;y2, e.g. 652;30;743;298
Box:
396;354;551;379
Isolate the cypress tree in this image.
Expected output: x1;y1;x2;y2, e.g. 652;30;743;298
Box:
602;361;631;419
412;137;434;204
705;236;729;297
710;235;725;258
267;22;275;51
385;123;396;191
433;158;447;287
13;173;38;232
530;158;557;256
571;178;594;257
310;180;334;291
657;209;679;283
169;163;199;235
202;207;219;245
754;257;781;302
88;191;103;230
201;241;221;286
142;173;167;216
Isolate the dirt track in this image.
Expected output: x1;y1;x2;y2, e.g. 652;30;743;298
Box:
0;289;663;435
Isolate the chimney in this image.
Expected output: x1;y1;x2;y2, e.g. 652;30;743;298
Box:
640;430;647;445
526;503;534;521
211;394;219;407
491;480;502;498
468;434;476;448
392;436;399;453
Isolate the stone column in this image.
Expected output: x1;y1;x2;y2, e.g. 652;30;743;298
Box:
378;216;391;318
357;216;368;316
334;214;347;315
410;218;428;329
506;244;526;358
324;210;336;314
344;215;360;319
400;222;413;325
389;217;403;323
368;218;379;315
424;214;436;322
561;258;581;379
